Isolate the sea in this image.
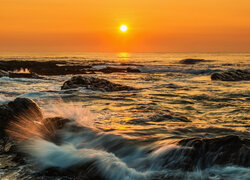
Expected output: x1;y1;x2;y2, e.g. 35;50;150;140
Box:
0;52;249;179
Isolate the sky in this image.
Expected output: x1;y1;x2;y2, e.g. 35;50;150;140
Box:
0;0;250;52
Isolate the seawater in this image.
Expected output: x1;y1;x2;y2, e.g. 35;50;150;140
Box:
0;52;249;179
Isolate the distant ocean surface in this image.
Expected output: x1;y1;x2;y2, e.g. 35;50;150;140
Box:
0;52;249;179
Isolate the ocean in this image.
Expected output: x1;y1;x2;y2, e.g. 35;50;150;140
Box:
0;52;249;179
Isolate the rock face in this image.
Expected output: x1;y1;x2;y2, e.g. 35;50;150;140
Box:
211;69;250;81
179;59;212;64
61;76;135;91
0;98;43;135
160;135;250;171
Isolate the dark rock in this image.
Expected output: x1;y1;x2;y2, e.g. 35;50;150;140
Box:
9;72;43;79
98;67;126;73
211;69;250;81
165;135;250;170
126;67;141;73
0;70;9;77
0;98;43;135
61;76;135;92
180;59;212;64
0;60;92;76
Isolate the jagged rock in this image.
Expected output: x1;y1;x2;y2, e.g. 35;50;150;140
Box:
211;69;250;81
61;76;135;92
180;59;212;64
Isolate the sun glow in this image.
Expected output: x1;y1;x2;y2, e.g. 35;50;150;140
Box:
120;25;128;32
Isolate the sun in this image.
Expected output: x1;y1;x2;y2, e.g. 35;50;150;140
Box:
120;25;128;32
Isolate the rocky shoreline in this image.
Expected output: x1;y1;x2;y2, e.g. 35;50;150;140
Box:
0;97;249;179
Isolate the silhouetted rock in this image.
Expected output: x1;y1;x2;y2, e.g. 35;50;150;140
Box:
99;67;125;73
0;98;43;135
9;72;43;79
61;76;135;91
211;69;250;81
180;59;212;64
126;67;141;73
0;70;9;77
0;60;92;76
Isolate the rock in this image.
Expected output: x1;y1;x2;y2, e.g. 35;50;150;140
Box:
126;67;141;73
99;67;125;73
179;59;212;64
0;98;43;135
0;70;9;77
9;72;43;79
211;69;250;81
171;135;250;170
61;76;135;92
0;60;92;76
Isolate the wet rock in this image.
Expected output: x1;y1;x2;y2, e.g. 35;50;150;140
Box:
179;59;212;64
173;135;250;170
98;67;126;73
0;70;9;77
126;67;141;73
0;60;92;76
61;76;135;92
211;69;250;81
9;72;43;79
0;98;43;135
150;113;190;122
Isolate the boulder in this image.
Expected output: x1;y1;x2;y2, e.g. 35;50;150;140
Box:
160;135;250;171
179;58;212;64
211;69;250;81
61;76;135;92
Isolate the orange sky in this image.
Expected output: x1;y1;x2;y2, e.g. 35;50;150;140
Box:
0;0;249;52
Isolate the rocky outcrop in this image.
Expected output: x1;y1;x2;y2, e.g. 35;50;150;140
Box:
159;135;250;171
0;98;43;135
180;59;213;65
211;69;250;81
97;67;141;73
9;72;43;79
61;76;135;91
0;70;9;77
0;60;92;76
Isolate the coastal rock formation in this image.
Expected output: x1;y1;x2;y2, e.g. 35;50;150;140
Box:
0;98;43;135
211;69;250;81
9;72;43;79
179;58;212;64
0;60;92;76
0;70;9;77
61;76;135;91
159;135;250;171
97;66;141;73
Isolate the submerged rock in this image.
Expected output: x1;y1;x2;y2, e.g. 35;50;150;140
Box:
179;59;213;64
61;76;135;91
97;66;141;73
164;135;250;170
8;72;43;79
211;69;250;81
0;70;9;77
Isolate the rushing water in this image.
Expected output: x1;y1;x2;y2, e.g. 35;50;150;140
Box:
0;52;250;179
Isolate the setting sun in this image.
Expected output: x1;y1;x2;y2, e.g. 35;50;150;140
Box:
120;25;128;32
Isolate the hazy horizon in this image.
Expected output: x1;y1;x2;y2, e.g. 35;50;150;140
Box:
1;0;250;52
